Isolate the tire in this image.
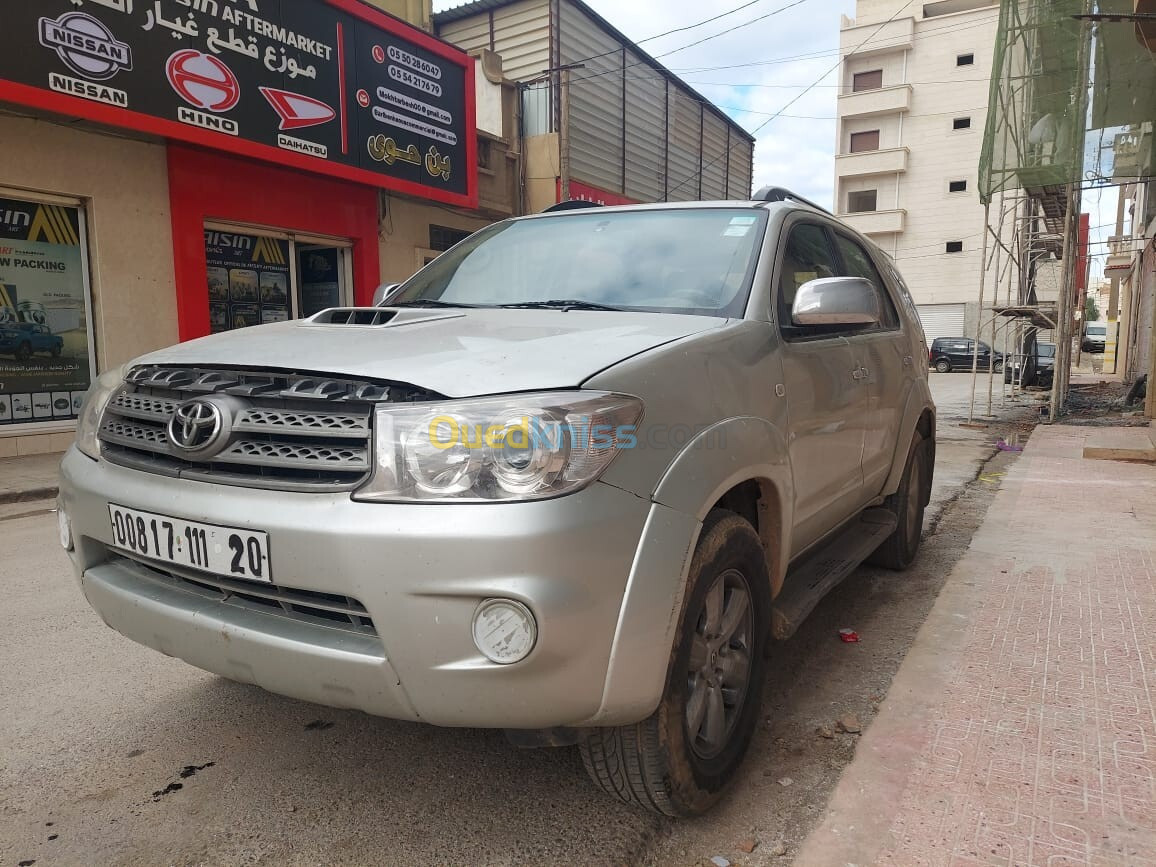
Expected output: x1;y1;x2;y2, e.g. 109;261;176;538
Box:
934;359;951;373
15;342;31;363
868;431;931;570
50;345;62;358
579;509;769;816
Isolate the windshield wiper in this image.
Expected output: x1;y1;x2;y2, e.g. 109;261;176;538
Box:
498;299;624;312
388;299;481;309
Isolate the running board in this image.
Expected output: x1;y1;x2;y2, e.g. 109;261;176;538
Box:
770;508;898;640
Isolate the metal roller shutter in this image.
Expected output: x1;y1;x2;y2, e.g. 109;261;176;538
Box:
916;303;966;343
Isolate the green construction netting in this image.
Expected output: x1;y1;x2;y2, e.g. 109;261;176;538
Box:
979;0;1156;205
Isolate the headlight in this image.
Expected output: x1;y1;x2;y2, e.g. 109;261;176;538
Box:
75;365;128;460
354;391;642;503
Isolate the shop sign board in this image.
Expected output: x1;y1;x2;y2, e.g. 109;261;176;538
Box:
0;0;477;208
0;195;93;430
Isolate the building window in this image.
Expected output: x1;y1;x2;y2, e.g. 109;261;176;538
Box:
953;117;972;130
429;224;472;252
849;130;880;153
852;70;883;92
847;190;878;213
949;180;968;193
957;53;975;66
945;241;964;253
477;138;492;171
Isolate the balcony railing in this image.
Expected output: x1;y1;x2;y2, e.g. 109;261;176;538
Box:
838;85;912;119
835;147;910;177
838;208;906;235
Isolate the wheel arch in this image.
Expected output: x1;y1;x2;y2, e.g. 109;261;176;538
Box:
882;389;936;499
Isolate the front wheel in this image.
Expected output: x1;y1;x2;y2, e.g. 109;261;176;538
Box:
868;431;931;570
934;359;951;373
579;510;769;816
50;345;62;358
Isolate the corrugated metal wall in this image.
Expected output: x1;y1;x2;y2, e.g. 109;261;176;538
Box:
623;54;666;202
560;0;624;194
438;0;754;203
437;0;551;83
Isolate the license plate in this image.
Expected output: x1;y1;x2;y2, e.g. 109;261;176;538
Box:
107;504;272;583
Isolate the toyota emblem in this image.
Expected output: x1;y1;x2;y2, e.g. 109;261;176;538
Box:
168;399;225;453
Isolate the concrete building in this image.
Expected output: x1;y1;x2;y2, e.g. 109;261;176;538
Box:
0;0;520;455
834;0;1002;343
435;0;754;213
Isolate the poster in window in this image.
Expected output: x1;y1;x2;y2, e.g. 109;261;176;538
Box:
204;229;291;332
0;195;92;428
299;248;342;317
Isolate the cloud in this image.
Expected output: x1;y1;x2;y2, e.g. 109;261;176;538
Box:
434;0;856;207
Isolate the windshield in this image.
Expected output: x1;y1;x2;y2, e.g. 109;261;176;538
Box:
389;208;767;317
1038;343;1056;357
1086;324;1106;335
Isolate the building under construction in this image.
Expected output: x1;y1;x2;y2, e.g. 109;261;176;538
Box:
975;0;1156;419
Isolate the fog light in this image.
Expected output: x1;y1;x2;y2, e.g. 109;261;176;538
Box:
472;599;537;664
57;507;73;551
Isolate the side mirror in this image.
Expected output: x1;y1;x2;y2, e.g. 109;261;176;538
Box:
791;277;880;327
372;283;401;307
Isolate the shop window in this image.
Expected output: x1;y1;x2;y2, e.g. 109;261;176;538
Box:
205;225;351;333
953;117;972;130
957;53;975;66
0;191;94;432
945;240;964;253
847;190;878;213
429;224;472;252
949;180;968;193
852;70;883;92
850;130;881;153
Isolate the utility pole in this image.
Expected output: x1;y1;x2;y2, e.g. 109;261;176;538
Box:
559;66;572;202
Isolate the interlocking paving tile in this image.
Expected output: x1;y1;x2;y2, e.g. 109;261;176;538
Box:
875;427;1156;866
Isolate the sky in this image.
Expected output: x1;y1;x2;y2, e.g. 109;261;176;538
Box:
432;0;857;208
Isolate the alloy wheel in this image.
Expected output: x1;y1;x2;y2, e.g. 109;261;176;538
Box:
686;568;754;759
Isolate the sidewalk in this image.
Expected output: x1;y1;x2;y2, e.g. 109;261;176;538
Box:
796;424;1156;866
0;452;63;504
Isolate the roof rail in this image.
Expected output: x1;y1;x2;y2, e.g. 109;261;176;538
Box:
753;186;833;216
542;199;604;213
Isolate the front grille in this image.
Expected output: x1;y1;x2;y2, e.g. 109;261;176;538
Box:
98;365;439;492
113;553;378;638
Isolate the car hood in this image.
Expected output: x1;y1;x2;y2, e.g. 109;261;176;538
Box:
136;308;727;397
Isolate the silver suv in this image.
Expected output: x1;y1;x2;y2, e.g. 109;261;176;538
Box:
59;188;935;816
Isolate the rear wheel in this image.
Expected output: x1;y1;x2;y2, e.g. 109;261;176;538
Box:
15;342;31;363
934;359;951;373
579;509;769;816
869;431;931;570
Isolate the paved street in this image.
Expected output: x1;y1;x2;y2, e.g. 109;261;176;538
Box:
0;373;1032;866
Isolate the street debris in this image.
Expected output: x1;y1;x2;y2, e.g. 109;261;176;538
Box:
777;777;793;787
736;838;758;853
838;628;860;643
834;714;862;734
816;724;835;739
709;856;731;867
767;840;788;856
996;438;1022;452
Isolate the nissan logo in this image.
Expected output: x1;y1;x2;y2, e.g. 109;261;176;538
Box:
168;399;225;453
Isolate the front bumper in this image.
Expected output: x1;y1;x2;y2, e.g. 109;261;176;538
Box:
59;448;692;728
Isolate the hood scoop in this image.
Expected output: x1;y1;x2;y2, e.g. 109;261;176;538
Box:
305;307;466;328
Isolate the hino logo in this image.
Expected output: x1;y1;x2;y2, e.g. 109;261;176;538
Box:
39;13;132;82
168;399;226;453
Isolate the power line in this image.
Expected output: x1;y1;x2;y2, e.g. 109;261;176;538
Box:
653;0;814;58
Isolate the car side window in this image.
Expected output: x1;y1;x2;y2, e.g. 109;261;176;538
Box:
776;223;839;334
833;233;900;330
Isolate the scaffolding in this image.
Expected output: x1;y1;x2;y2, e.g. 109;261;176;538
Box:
974;0;1156;422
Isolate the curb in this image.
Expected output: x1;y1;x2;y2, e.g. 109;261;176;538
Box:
0;487;59;506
